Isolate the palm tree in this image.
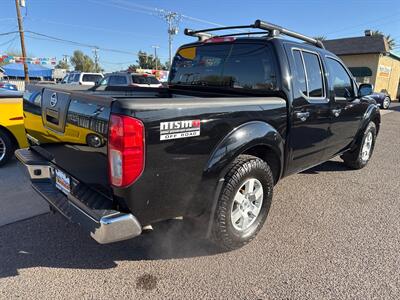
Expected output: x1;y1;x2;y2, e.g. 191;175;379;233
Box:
313;36;326;42
371;30;396;50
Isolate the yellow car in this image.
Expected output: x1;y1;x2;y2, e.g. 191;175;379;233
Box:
0;97;29;166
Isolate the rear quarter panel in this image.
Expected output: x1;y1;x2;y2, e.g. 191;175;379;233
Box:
112;97;287;224
0;98;28;148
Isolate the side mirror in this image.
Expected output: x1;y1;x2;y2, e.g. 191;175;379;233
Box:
359;83;373;97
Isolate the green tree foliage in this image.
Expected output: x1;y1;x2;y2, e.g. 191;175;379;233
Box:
371;30;396;50
313;36;326;41
70;50;101;72
128;51;169;71
55;60;70;70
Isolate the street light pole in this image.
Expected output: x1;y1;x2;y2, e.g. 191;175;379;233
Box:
14;0;29;84
152;45;159;70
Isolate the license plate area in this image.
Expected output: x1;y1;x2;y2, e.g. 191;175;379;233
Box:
54;168;71;195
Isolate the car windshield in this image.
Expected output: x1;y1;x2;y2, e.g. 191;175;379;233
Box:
132;75;160;85
169;42;278;92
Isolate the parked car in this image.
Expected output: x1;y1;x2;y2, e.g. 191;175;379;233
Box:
93;72;163;90
0;97;28;166
17;20;380;250
64;72;104;86
358;83;391;109
0;81;23;97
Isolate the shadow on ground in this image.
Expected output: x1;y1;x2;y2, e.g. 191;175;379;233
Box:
389;103;400;112
0;214;222;278
301;160;350;174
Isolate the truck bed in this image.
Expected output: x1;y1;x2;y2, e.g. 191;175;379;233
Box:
23;84;287;225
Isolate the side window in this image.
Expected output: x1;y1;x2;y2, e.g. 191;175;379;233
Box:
326;58;354;99
292;50;307;96
302;52;324;98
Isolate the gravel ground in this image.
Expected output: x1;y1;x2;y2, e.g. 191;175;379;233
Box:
0;105;399;299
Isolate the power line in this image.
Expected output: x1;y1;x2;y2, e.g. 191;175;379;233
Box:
87;0;156;17
0;34;18;47
0;18;16;22
24;30;167;58
24;17;163;39
0;31;19;36
91;0;226;27
324;13;400;37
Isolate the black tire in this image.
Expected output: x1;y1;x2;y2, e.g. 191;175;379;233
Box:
0;129;15;167
342;122;376;170
382;97;391;109
211;155;274;250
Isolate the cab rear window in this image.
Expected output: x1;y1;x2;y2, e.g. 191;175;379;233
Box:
82;74;103;82
132;75;160;84
169;43;278;92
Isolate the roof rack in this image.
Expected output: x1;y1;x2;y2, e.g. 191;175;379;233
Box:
184;19;325;49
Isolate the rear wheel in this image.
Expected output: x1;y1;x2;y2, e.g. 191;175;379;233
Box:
211;155;274;250
0;129;15;166
382;97;391;109
342;122;376;170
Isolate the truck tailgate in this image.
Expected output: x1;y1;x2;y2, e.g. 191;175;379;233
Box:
23;86;112;197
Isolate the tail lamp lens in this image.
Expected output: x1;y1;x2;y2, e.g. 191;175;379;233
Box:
108;114;144;187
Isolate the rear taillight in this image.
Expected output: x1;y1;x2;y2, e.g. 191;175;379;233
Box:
108;114;145;187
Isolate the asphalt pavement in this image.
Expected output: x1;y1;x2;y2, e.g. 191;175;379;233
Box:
0;158;48;227
0;105;399;299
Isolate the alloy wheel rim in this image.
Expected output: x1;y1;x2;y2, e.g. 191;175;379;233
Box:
361;132;373;161
231;178;263;231
383;97;390;109
0;136;5;162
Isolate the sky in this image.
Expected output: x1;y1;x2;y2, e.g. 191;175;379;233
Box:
0;0;399;72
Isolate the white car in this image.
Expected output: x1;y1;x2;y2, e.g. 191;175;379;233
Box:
66;72;104;86
94;72;163;90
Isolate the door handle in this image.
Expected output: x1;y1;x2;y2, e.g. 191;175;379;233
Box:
331;108;342;117
295;111;310;122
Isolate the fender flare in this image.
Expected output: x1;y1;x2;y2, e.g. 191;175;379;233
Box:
204;121;284;178
351;104;381;150
202;121;284;238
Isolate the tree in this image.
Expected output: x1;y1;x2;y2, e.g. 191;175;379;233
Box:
128;51;169;71
371;30;396;50
163;61;170;71
55;60;69;70
313;36;326;41
70;50;97;72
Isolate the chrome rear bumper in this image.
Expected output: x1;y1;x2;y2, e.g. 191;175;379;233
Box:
15;148;142;244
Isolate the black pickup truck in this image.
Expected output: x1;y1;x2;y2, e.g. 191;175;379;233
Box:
16;20;380;250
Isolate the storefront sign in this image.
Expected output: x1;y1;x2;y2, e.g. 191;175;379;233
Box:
378;65;392;78
0;55;57;65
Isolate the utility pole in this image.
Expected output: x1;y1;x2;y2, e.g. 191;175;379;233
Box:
92;48;99;72
158;10;181;66
152;45;159;70
14;0;29;84
62;54;69;63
